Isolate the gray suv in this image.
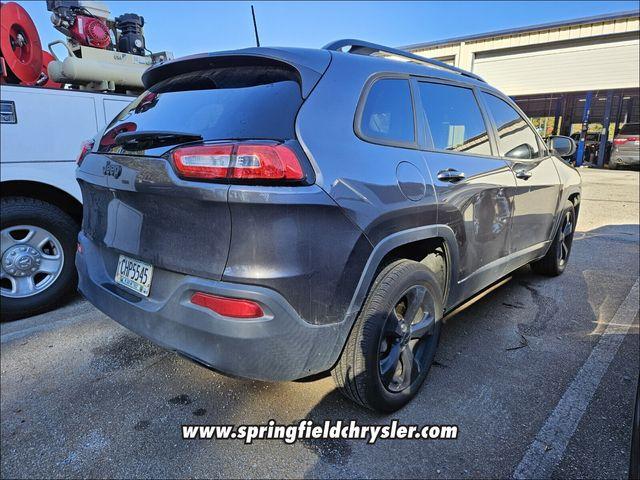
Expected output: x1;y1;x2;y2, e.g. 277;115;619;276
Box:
76;40;581;412
610;122;639;169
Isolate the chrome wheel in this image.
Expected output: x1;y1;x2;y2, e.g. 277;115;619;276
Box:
378;284;437;393
1;225;65;298
557;211;574;266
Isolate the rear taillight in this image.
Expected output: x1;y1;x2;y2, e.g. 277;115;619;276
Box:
172;143;304;182
191;292;264;318
613;136;638;145
77;139;94;165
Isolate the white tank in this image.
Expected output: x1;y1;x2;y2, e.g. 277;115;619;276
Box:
47;45;151;90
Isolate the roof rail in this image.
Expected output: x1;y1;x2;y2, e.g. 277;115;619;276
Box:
323;39;485;83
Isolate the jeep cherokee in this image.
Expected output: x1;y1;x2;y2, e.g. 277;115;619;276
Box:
76;40;581;412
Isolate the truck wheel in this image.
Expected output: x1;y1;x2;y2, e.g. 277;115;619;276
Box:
531;200;576;277
1;197;79;321
332;259;443;412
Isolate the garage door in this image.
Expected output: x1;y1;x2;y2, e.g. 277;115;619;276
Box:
473;38;640;96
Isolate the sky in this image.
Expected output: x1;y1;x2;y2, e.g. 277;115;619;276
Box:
14;0;640;58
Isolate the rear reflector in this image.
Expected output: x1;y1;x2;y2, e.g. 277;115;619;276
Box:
191;292;264;318
172;143;303;182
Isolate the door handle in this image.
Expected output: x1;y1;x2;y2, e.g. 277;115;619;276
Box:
514;168;532;180
437;168;466;182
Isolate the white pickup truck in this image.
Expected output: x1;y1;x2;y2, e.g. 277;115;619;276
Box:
1;84;132;319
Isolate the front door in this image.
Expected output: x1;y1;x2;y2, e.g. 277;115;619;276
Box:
479;91;561;257
414;80;517;304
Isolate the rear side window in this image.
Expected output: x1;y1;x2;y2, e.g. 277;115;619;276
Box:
417;82;491;156
358;78;415;145
619;123;639;135
481;92;541;160
99;66;303;155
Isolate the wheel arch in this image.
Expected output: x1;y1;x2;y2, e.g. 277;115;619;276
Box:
1;181;82;225
344;225;460;323
327;225;460;375
568;191;581;220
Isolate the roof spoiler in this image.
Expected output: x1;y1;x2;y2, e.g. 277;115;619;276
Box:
323;39;485;83
142;47;331;97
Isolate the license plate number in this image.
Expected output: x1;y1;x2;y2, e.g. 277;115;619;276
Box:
115;255;153;296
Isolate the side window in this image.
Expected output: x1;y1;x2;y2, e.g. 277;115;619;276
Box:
481;92;540;160
417;82;491;156
359;78;415;144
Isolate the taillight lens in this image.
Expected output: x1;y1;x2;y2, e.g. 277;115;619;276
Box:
172;143;304;182
172;144;233;179
191;292;264;318
613;138;629;145
77;139;95;165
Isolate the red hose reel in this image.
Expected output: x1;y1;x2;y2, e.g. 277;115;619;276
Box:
0;2;62;87
0;2;43;84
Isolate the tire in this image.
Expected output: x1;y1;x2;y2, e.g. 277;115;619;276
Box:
531;200;576;277
1;197;79;321
332;259;443;412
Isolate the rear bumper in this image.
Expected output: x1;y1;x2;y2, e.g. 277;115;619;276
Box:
76;234;347;381
610;150;640;166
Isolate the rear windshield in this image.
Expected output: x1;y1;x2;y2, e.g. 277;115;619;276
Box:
619;123;639;135
98;66;303;155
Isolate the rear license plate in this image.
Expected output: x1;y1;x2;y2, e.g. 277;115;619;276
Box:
115;255;153;296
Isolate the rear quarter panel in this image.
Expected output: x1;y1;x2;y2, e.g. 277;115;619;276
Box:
296;54;438;244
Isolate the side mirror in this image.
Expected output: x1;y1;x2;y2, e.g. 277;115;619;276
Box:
547;135;576;157
505;143;535;159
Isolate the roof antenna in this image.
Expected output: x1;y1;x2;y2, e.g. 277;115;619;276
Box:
251;5;260;47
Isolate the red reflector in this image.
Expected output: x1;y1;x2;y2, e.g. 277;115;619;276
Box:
191;292;264;318
77;139;94;165
76;242;83;254
613;138;629;145
172;143;304;182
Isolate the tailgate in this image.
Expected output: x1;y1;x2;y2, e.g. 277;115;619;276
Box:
77;152;231;280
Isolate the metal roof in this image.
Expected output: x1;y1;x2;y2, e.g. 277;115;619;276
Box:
399;10;640;51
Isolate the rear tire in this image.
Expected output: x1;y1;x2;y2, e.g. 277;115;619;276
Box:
1;197;79;321
332;259;443;412
531;200;576;277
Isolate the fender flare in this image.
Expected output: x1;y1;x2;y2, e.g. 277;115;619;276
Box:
325;224;461;370
344;224;460;322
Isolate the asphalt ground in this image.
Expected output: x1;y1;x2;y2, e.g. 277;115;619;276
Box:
1;168;638;479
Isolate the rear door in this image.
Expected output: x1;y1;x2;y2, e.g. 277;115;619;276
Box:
414;79;517;300
479;91;561;258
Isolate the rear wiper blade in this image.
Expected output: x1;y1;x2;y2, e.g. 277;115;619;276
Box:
114;130;203;151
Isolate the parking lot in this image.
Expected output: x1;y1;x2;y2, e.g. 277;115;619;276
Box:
1;168;638;479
